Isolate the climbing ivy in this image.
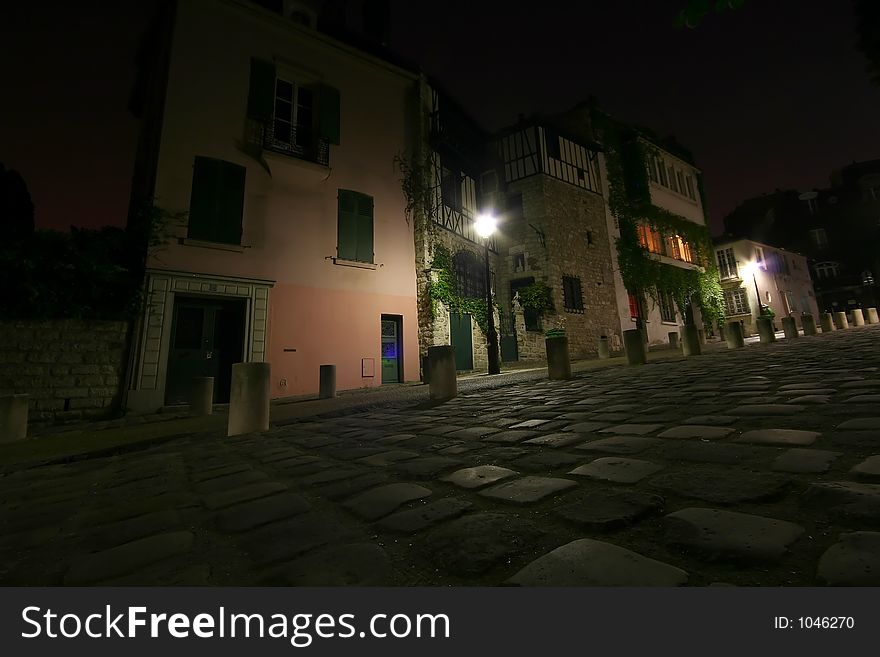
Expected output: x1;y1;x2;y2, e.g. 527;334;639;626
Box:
516;280;554;315
596;112;725;328
427;244;491;334
393;151;435;227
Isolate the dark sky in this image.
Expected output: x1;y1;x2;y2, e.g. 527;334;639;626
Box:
2;0;879;234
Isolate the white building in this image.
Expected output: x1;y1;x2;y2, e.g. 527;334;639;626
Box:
714;238;819;335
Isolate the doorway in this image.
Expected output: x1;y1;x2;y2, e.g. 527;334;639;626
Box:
381;315;402;384
165;296;246;405
449;313;474;370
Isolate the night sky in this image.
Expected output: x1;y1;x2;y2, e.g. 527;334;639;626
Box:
3;0;879;235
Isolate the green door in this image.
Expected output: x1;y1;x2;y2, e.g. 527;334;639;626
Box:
381;315;401;383
449;313;474;371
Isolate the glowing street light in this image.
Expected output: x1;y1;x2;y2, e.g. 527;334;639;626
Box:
740;260;765;315
474;213;500;375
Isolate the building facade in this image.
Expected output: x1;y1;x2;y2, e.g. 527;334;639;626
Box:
125;0;420;412
714;238;819;335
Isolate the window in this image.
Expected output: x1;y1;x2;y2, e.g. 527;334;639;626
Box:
453;251;486;298
628;292;641;319
511;277;541;331
809;228;828;248
676;171;685;195
784;290;796;313
667;166;678;192
562;276;584;312
586;230;594;246
638;223;664;255
755;247;764;268
814;261;840;279
187;157;246;245
658;289;676;322
716;248;738;280
685;175;696;200
441;166;463;211
337;190;373;263
246;58;340;165
723;288;750;315
657;159;669;187
647;160;658;183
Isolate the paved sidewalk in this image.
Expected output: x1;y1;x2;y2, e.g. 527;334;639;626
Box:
2;327;879;586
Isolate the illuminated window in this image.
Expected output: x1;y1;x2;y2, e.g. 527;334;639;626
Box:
723;288;750;315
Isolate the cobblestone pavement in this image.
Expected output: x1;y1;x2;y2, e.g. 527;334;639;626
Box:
3;326;880;586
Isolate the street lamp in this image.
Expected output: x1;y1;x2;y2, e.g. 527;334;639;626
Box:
740;261;765;315
474;213;501;375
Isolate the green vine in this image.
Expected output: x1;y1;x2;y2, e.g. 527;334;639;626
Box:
427;244;490;334
393;151;435;227
596;112;725;327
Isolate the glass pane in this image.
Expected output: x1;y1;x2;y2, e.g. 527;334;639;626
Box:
275;98;292;119
276;79;293;101
298;86;313;106
273;120;291;144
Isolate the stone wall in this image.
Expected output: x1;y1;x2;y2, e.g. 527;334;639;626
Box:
0;320;129;424
499;176;622;360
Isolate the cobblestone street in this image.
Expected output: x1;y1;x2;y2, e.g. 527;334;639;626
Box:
3;326;880;586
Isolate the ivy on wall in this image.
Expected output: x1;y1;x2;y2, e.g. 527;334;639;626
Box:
597;113;725;327
428;244;490;334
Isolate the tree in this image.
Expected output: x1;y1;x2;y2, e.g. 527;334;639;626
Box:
0;163;35;241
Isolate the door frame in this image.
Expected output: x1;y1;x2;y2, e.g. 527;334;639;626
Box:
380;314;403;384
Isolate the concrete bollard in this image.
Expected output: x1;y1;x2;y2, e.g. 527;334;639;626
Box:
667;332;679;350
597;335;610;360
717;324;726;342
802;314;817;336
757;316;776;343
867;308;879;324
782;316;799;339
820;312;835;333
682;325;702;356
427;345;457;401
0;394;29;442
726;321;745;349
852;309;866;326
190;377;214;416
319;364;337;399
227;362;271;437
623;329;647;365
546;336;572;380
833;311;849;330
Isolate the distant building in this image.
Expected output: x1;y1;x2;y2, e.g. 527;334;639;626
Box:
721;159;880;314
713;238;819;335
125;0;421;412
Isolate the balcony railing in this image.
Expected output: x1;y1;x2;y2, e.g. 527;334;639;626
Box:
263;123;329;167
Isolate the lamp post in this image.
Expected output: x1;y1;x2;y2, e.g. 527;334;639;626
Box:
741;261;765;316
474;213;500;375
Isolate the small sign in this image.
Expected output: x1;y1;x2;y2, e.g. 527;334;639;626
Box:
362;358;375;377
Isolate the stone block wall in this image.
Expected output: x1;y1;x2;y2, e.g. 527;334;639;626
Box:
0;320;129;424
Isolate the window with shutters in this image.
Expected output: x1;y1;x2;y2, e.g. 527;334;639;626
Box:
337;190;374;263
246;58;340;166
187;157;246;245
723;288;750;315
562;276;584;312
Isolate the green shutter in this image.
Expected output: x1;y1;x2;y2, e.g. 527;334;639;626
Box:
355;194;373;263
247;58;275;123
215;161;246;245
188;157;220;241
318;84;341;145
337;190;358;260
188;157;245;244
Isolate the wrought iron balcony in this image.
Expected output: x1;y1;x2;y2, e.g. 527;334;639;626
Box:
263;122;329;167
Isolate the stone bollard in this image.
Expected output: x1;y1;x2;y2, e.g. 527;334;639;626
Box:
190;377;214;416
802;314;817;336
427;345;457;401
820;312;835;333
227;362;271;437
833;311;849;330
726;321;745;349
682;325;702;356
546;336;572;380
0;394;29;442
717;324;726;342
852;309;866;326
867;308;879;324
623;329;647;365
421;355;431;383
782;316;799;339
757;316;776;343
698;329;706;345
319;365;337;399
667;332;679;350
597;335;610;360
